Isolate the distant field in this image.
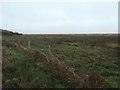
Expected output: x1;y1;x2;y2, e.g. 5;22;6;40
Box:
2;34;119;88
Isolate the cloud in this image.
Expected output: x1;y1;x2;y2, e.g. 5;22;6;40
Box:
0;0;118;3
42;9;65;17
1;2;118;34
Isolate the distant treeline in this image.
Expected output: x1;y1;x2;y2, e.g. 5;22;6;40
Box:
0;29;23;35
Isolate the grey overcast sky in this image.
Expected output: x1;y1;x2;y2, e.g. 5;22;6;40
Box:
0;0;118;34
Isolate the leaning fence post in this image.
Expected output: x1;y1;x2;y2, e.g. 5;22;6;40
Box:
17;38;20;46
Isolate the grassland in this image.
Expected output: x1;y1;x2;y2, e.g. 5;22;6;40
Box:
2;34;119;88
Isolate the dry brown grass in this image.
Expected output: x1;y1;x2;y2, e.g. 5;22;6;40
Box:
12;42;106;88
82;71;105;88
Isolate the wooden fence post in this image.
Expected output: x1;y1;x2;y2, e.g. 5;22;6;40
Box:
48;45;51;62
28;40;31;49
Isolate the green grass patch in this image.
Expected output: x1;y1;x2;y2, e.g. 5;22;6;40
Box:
3;49;66;88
